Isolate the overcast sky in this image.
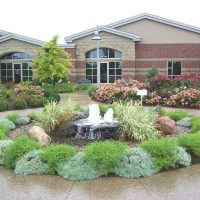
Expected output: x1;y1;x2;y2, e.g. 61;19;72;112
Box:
0;0;200;43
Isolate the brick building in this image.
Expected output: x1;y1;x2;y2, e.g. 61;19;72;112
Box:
0;13;200;83
64;13;200;83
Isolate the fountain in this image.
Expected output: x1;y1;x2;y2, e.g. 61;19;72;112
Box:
73;104;119;140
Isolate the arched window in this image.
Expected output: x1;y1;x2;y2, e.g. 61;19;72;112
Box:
86;48;122;83
0;52;33;83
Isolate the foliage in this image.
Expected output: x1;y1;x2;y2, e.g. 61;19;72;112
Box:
173;147;191;167
176;117;191;127
146;68;160;82
167;109;188;121
0;98;8;111
0;132;6;140
42;83;78;93
32;35;72;86
0;140;13;165
141;138;179;170
87;85;98;96
114;102;160;141
165;89;200;108
4;135;41;169
191;116;200;133
178;133;200;157
6;113;21;123
99;104;115;116
0;118;15;131
15;150;50;175
84;140;127;175
13;98;28;109
40;144;76;175
0;124;9;135
92;79;147;103
30;100;76;133
28;98;44;107
57;152;104;180
115;147;160;178
15;83;44;103
159;108;168;116
15;116;30;125
144;91;162;105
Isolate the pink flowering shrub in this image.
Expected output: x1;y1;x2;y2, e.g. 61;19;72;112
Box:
165;88;200;108
93;79;147;103
144;91;162;105
15;83;44;103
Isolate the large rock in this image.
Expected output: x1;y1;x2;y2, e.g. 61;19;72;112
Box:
176;117;191;127
156;116;176;135
28;126;51;146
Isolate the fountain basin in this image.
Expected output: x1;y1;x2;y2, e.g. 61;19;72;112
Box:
73;119;119;140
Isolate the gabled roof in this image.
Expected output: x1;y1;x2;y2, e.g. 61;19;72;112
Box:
65;26;142;43
107;13;200;34
0;30;46;46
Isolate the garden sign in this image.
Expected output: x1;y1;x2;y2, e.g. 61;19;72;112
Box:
137;89;147;106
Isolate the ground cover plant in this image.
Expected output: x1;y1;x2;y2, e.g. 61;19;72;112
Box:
39;144;76;174
4;135;41;169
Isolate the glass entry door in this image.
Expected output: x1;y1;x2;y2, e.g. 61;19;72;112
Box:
14;64;21;83
100;63;108;83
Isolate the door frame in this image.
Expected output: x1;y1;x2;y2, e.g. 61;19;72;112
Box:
100;62;109;83
13;63;22;82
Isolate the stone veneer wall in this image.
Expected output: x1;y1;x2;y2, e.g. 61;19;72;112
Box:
135;43;200;81
65;31;136;82
0;39;40;58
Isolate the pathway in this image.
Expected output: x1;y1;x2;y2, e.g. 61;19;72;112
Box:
0;91;199;117
0;164;200;200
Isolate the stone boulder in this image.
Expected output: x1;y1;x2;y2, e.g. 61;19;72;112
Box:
28;126;51;147
176;117;191;127
156;116;176;135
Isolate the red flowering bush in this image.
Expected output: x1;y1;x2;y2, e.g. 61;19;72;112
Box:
93;79;147;103
15;83;44;103
165;88;200;108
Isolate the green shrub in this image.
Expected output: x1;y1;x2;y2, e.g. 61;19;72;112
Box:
0;124;9;135
99;105;114;116
146;68;160;82
115;147;160;178
40;144;76;175
167;109;188;121
159;108;168;116
31;100;76;133
141;138;179;170
0;140;13;165
178;133;200;157
47;93;60;102
191;116;200;133
87;85;98;96
57;152;104;180
42;83;78;93
6;113;21;123
15;150;50;175
28;98;44;107
173;147;191;167
0;133;6;140
13;98;28;109
4;135;41;169
84;140;127;175
15;116;30;125
114;102;160;141
0;98;8;111
0;118;15;130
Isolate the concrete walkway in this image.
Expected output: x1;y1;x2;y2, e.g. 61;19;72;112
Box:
0;91;199;117
1;164;200;200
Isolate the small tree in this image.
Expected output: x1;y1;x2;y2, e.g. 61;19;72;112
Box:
146;68;160;82
33;35;72;86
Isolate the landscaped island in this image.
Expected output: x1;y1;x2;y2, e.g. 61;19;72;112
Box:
0;98;200;181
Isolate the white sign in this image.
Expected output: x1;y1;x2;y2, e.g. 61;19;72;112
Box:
137;89;147;96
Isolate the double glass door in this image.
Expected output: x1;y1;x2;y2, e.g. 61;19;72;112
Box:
100;63;108;83
14;64;21;83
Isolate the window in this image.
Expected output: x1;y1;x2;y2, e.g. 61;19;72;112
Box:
168;61;181;76
0;52;32;60
86;48;122;83
86;48;121;59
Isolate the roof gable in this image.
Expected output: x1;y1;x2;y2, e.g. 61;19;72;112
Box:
65;26;142;43
106;13;200;34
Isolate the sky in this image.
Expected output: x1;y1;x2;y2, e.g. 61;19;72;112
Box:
0;0;200;43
